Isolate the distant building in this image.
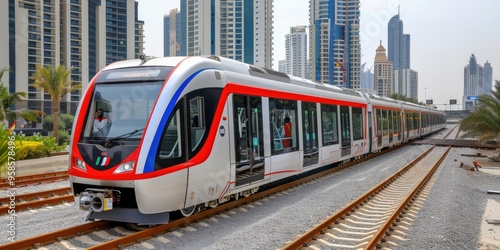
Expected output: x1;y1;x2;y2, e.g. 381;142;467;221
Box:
285;26;308;79
387;12;410;70
360;63;374;90
180;0;273;68
374;41;393;97
393;69;418;100
164;9;183;56
309;0;361;88
387;10;417;100
278;59;286;73
483;61;493;94
464;54;493;110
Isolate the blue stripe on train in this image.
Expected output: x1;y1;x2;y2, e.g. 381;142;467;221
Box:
143;68;212;173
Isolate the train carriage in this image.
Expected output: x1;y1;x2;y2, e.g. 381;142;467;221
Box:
69;55;446;224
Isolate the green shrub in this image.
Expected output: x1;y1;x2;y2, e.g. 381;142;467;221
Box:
14;133;66;156
15;141;44;160
43;114;74;132
0;127;11;176
56;130;70;146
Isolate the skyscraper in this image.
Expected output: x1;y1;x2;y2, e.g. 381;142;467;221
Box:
387;12;410;70
180;0;273;68
374;41;393;97
0;0;143;127
309;0;361;88
483;61;493;94
285;26;308;78
164;8;183;57
105;0;143;64
463;54;483;110
387;10;416;100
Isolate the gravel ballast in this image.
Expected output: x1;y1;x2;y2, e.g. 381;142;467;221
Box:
2;126;499;249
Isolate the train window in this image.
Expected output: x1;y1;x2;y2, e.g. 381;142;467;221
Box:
185;88;222;158
382;109;388;136
352;107;363;140
321;104;339;146
376;109;382;146
189;97;205;151
158;107;183;160
269;98;297;154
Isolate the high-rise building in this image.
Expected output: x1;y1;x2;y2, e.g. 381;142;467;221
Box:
374;41;393;97
105;0;142;64
180;0;273;68
163;8;183;57
393;68;418;100
278;59;286;73
309;0;361;88
285;26;308;79
387;10;417;99
0;0;143;127
360;63;374;90
483;61;493;94
387;12;410;70
463;54;484;110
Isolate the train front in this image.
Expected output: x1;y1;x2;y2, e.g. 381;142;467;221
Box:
69;63;174;224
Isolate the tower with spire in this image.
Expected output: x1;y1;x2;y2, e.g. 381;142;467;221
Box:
463;54;494;110
374;41;393;97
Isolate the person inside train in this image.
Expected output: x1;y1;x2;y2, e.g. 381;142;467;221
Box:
93;108;108;137
282;116;292;149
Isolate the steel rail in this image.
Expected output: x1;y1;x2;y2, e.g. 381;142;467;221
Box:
0;171;68;189
281;145;436;249
364;146;451;249
0;221;110;250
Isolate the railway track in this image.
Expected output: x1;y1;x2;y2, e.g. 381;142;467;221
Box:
0;187;73;213
281;145;451;249
1;127;459;249
1;146;405;249
0;171;68;189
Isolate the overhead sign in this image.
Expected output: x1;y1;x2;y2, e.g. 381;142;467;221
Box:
467;96;478;100
426;99;433;105
449;99;457;105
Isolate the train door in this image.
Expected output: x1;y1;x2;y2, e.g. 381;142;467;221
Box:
397;111;402;141
376;109;383;147
232;95;265;186
340;106;351;157
389;110;394;143
302;102;318;167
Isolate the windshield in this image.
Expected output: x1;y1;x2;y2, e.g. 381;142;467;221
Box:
81;81;163;143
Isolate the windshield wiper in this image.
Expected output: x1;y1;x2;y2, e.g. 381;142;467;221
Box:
105;128;145;143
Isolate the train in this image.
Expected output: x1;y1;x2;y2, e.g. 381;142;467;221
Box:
69;55;446;224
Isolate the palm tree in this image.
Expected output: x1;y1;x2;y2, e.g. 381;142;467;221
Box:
30;64;81;143
460;80;500;160
0;66;38;128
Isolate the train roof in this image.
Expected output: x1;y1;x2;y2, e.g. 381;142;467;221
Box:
98;55;444;116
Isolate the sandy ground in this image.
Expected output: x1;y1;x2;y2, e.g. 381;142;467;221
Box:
466;149;500;249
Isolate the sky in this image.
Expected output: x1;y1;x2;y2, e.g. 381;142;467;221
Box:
136;0;500;110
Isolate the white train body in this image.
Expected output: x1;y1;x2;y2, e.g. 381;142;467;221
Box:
69;56;446;224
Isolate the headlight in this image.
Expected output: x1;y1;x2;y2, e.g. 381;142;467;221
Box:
113;161;135;174
75;157;87;171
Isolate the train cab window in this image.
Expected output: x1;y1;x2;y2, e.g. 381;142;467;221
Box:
352;107;363;140
321;104;339;146
269;98;297;154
